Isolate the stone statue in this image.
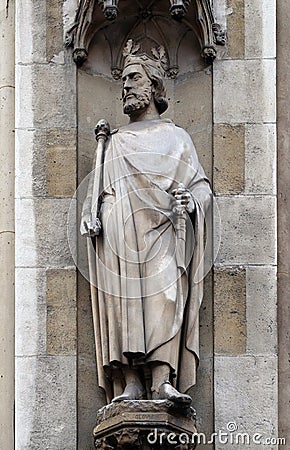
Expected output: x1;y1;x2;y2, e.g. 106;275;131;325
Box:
80;40;212;407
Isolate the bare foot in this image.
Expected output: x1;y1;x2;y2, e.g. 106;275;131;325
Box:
112;382;146;402
156;381;191;405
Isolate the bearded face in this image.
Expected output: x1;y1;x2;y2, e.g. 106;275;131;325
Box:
122;64;153;116
123;85;152;115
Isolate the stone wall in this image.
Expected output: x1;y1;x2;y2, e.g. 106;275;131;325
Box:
15;0;78;448
4;0;285;449
0;1;15;448
213;1;278;448
277;0;290;445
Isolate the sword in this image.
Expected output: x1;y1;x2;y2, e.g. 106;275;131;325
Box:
173;183;187;270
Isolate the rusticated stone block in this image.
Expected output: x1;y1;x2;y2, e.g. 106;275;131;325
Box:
15;268;46;357
214;124;245;194
226;0;245;59
16;0;46;64
15;198;37;267
15;63;76;130
244;0;276;59
16;127;78;199
214;268;246;355
15;355;76;449
245;124;276;194
246;266;277;355
46;128;77;197
46;0;63;62
46;268;77;355
214;59;276;124
15;197;75;267
15;129;46;198
215;196;276;265
35;197;76;267
46;268;76;307
215;356;278;450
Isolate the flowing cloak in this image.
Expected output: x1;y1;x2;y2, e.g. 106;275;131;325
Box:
86;118;212;402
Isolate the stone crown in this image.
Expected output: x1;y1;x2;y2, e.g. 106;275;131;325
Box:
122;39;167;77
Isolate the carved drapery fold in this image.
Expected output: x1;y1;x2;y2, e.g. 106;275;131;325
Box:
65;0;226;75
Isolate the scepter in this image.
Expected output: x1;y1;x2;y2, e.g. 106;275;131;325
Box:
90;119;111;236
81;119;110;237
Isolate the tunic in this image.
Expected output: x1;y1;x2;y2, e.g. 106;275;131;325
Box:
86;118;212;401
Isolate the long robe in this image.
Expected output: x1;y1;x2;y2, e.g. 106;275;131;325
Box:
86;118;212;402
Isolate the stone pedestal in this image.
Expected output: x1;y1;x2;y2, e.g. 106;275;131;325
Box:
93;400;197;449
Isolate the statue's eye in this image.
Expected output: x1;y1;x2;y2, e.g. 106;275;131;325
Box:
133;74;142;81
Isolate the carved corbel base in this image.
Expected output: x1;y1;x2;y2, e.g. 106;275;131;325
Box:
93;400;197;449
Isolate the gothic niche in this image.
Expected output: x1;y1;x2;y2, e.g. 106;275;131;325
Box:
66;0;226;77
72;2;218;447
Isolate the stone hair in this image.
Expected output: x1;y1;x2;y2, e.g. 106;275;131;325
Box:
142;64;168;115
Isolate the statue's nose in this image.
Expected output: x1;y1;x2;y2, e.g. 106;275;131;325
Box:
122;85;131;99
123;77;133;90
123;85;133;98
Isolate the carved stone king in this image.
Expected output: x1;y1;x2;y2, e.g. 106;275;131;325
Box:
80;37;212;447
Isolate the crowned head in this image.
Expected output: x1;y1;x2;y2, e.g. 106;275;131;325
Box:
121;40;168;116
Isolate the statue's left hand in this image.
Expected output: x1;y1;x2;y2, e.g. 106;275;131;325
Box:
172;184;195;214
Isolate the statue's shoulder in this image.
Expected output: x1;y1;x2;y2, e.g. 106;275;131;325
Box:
159;119;188;133
112;120;191;146
172;123;194;144
173;123;187;132
158;121;193;146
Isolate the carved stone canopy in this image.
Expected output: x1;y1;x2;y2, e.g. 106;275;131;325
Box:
65;0;226;77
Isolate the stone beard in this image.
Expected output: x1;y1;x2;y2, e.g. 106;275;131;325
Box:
81;49;212;405
122;84;152;115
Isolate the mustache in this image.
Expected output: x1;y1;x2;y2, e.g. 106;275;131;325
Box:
122;91;151;102
122;92;138;101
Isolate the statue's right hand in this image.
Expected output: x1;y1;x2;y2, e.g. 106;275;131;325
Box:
80;212;92;236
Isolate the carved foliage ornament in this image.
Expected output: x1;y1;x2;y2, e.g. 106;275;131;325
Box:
65;0;226;73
